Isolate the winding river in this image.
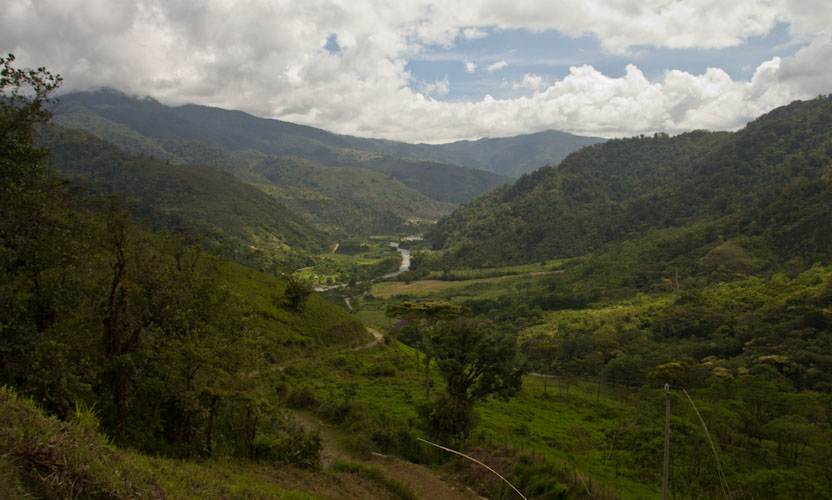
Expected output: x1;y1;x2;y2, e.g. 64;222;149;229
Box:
381;242;412;279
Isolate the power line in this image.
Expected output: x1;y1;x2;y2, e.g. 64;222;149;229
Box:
526;372;827;408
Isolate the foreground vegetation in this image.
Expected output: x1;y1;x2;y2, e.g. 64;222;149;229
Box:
5;53;832;500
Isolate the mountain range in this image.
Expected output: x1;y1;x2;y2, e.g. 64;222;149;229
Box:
53;88;604;179
42;89;605;263
426;95;832;294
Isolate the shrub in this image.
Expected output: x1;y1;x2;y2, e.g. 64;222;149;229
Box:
251;418;322;468
285;385;318;409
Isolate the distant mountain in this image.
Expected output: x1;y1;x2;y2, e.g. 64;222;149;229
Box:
39;124;330;267
54;90;601;181
427;96;832;291
52;89;510;206
346;129;605;178
128;137;454;235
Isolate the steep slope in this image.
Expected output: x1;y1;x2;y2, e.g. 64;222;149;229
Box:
132;138;454;233
428;97;832;284
53;89;509;203
39;124;330;266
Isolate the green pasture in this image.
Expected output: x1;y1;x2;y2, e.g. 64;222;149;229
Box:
278;339;664;499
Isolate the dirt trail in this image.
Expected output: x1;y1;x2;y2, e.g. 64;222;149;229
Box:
291;410;476;500
352;327;383;351
247;327;383;378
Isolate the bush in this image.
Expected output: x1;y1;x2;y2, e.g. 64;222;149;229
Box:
366;361;396;377
251;418;322;468
285;385;318;409
340;432;375;458
417;394;477;444
317;384;358;424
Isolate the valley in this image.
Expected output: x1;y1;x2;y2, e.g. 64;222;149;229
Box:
2;51;832;500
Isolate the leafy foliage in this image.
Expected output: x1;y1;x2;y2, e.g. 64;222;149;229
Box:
428;97;832;291
284;273;314;311
0;56;362;465
387;308;524;442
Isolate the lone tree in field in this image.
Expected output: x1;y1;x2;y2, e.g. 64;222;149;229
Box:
388;301;524;442
386;301;470;398
421;318;524;442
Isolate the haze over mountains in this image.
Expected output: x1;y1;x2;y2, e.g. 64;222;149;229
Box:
42;88;605;265
53;89;604;179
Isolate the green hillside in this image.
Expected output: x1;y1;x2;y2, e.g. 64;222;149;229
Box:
52;89;510;207
158;140;453;234
0;385;417;500
38;124;330;268
1;65;370;489
427;97;832;288
9;56;832;500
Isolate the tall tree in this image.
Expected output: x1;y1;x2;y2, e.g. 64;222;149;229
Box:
386;301;470;398
421;318;524;442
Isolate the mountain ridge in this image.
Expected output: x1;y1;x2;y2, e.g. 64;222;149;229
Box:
53;88;600;179
426;96;832;291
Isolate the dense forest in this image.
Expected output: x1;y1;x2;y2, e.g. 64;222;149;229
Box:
428;96;832;276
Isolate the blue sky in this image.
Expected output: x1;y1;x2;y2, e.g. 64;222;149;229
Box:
2;1;831;143
407;22;799;102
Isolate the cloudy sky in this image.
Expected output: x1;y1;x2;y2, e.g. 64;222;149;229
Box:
3;0;831;143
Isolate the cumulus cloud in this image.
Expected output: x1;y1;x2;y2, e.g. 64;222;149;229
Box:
462;27;488;40
487;60;508;72
513;74;545;90
0;0;830;143
423;76;450;96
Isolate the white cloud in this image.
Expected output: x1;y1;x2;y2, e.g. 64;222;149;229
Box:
487;60;508;72
513;74;545;90
0;0;829;143
423;76;450;96
462;27;488;40
775;35;832;96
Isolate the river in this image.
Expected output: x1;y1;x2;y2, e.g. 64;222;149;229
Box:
382;242;411;279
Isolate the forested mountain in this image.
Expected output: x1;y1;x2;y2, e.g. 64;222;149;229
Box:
129;137;455;234
348;129;605;178
39;124;330;268
52;89;511;205
427;96;832;290
8;53;832;500
53;88;600;181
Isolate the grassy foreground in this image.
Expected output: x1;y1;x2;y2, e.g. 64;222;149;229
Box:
0;386;420;500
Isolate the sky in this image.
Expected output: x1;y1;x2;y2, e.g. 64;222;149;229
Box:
2;0;831;143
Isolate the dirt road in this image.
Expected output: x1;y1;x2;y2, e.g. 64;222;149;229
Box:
291;410;476;500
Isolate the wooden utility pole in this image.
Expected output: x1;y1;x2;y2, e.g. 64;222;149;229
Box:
663;383;670;500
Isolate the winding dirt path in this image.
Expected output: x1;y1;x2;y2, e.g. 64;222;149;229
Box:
352;327;383;351
291;410;476;500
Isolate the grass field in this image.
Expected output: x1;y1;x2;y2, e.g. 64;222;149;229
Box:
277;338;664;499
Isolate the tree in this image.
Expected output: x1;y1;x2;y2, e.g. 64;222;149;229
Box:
0;54;74;405
419;318;524;442
0;53;61;168
284;274;313;311
386;301;470;398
